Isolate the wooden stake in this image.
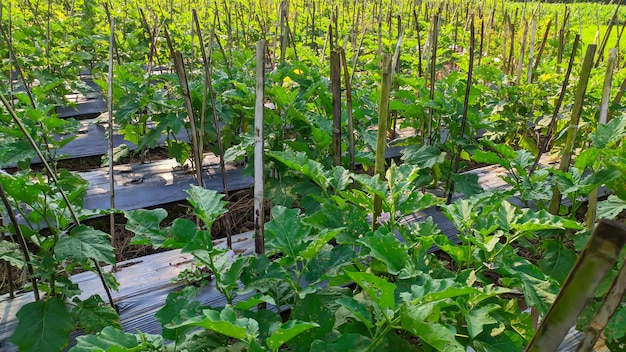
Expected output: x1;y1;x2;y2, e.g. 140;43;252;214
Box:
373;54;392;231
107;16;117;267
340;48;355;173
330;50;342;166
585;48;616;229
549;44;597;215
254;40;266;255
526;219;626;352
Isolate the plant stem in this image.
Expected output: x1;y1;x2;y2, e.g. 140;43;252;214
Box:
339;47;355;173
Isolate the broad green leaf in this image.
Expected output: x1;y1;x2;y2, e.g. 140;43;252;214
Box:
309;333;371;352
69;326;158;352
71;295;121;334
301;227;344;261
589;115;626;148
100;144;129;167
597;195;626;220
538;239;577;284
472;330;524;352
56;225;115;265
359;230;408;275
0;240;25;268
605;304;626;340
514;209;583;233
351;173;388;199
288;289;345;348
345;271;396;310
125;208;168;248
186;186;228;228
336;297;374;329
266;320;319;351
451;173;483;198
11;298;74;352
235;294;277;311
155;286;203;343
400;303;465;352
174;306;255;340
163;218;198;249
498;257;559;315
465;303;500;339
401;144;447;168
265;206;311;258
268;150;330;191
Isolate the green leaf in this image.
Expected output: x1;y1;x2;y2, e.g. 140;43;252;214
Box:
400;302;465;352
155;286;203;343
100;144;129;167
235;294;277;311
597;195;626;220
605;304;626;340
538;239;577;284
301;227;344;261
498;257;559;315
186;186;228;228
70;326;155;352
451;173;483;198
359;229;408;275
310;333;371;352
56;225;115;265
71;295;120;334
174;306;255;340
336;297;374;329
266;320;319;351
589;115;626;148
345;271;396;310
11;298;74;352
268;150;330;191
0;240;25;268
472;330;524;352
465;303;500;339
401;144;446;168
125;208;168;248
265;206;311;258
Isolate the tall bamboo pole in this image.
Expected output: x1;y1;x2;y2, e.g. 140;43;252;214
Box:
585;49;616;229
549;44;597;215
331;49;342;167
107;16;117;266
373;54;392;231
254;40;267;255
526;219;626;352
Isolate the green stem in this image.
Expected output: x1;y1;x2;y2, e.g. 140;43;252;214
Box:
373;54;392;231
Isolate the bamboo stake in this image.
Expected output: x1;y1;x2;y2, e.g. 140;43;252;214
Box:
254;40;266;256
531;18;552;82
613;77;626;106
585;49;616;229
515;19;529;85
427;14;440;145
576;258;626;351
595;5;619;67
107;16;117;267
446;18;475;204
530;35;580;176
373;54;392;232
172;50;204;189
0;181;39;300
526;18;537;84
549;44;597;215
330;50;342;167
525;219;626;352
340;48;355;173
